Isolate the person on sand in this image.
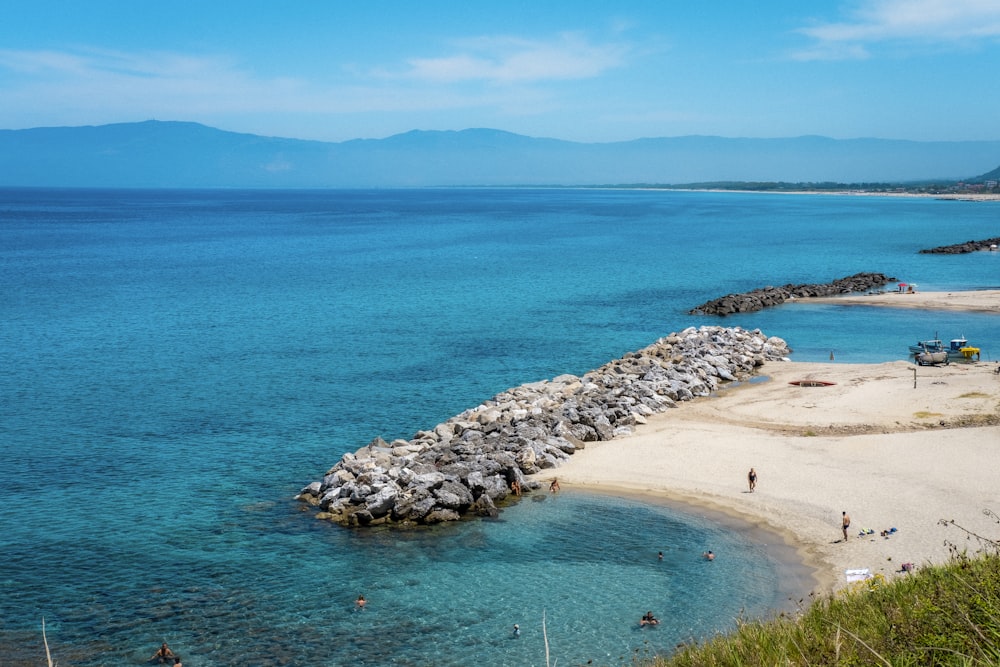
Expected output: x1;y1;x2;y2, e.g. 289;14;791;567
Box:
150;643;175;664
703;550;715;561
842;511;851;541
355;594;366;610
549;478;560;493
747;467;757;492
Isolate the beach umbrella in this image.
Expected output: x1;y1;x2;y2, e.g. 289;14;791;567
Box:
898;283;908;287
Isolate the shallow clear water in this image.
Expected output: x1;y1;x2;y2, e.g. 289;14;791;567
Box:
2;491;794;666
1;188;998;666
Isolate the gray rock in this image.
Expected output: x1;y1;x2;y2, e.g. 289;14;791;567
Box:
302;325;791;527
365;485;399;518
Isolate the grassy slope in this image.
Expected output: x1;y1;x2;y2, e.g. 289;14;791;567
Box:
654;521;1000;667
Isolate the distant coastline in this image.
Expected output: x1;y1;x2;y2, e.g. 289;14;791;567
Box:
598;183;1000;201
686;189;1000;202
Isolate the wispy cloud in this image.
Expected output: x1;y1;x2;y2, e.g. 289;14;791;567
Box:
0;47;411;123
0;47;267;115
392;33;629;84
793;0;1000;60
0;30;630;128
0;47;237;82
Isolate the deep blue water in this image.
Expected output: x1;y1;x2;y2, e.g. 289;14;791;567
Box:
1;188;998;666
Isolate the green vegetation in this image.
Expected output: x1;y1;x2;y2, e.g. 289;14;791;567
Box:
650;512;1000;666
599;164;1000;195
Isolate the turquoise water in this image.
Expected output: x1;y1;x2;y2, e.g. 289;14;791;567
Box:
1;188;998;666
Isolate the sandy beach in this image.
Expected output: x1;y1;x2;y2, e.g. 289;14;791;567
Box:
682;189;1000;202
541;290;1000;596
805;288;1000;314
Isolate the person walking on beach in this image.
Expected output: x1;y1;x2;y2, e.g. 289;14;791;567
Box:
747;468;757;492
842;511;851;541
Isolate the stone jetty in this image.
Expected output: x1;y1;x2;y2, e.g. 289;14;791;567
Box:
688;272;896;316
297;326;790;527
919;237;1000;254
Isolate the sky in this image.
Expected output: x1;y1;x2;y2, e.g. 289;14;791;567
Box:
2;0;1000;143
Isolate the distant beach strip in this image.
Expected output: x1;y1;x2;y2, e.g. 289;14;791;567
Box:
688;236;1000;315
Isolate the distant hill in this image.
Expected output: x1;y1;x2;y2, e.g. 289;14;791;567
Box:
1;120;999;188
969;164;1000;183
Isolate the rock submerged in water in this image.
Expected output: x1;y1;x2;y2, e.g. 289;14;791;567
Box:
296;326;790;527
688;272;896;316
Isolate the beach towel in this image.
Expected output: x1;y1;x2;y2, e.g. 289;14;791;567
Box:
845;568;872;582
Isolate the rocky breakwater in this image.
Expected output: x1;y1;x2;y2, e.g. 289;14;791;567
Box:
689;272;896;316
919;237;1000;254
297;326;790;527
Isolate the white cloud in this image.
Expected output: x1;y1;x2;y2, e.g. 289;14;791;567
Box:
0;49;92;75
794;0;1000;60
0;48;341;117
0;32;626;123
397;33;629;84
0;31;631;136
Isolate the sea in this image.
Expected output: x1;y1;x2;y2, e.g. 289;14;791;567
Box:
1;187;998;667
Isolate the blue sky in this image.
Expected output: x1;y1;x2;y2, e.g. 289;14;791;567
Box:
2;1;999;143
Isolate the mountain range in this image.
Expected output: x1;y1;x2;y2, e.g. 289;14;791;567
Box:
1;120;998;188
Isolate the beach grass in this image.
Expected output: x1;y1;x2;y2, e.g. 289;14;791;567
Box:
651;518;1000;667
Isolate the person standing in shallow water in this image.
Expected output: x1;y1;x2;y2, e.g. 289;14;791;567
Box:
149;643;175;663
549;477;560;493
747;468;757;492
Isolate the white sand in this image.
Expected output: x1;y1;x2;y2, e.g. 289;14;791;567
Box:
804;288;1000;314
540;291;1000;594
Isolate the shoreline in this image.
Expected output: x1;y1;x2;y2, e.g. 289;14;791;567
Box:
542;362;1000;597
665;188;1000;202
568;483;834;602
536;314;1000;600
801;288;1000;314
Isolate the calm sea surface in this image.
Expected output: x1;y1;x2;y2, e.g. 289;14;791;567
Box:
2;188;998;666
